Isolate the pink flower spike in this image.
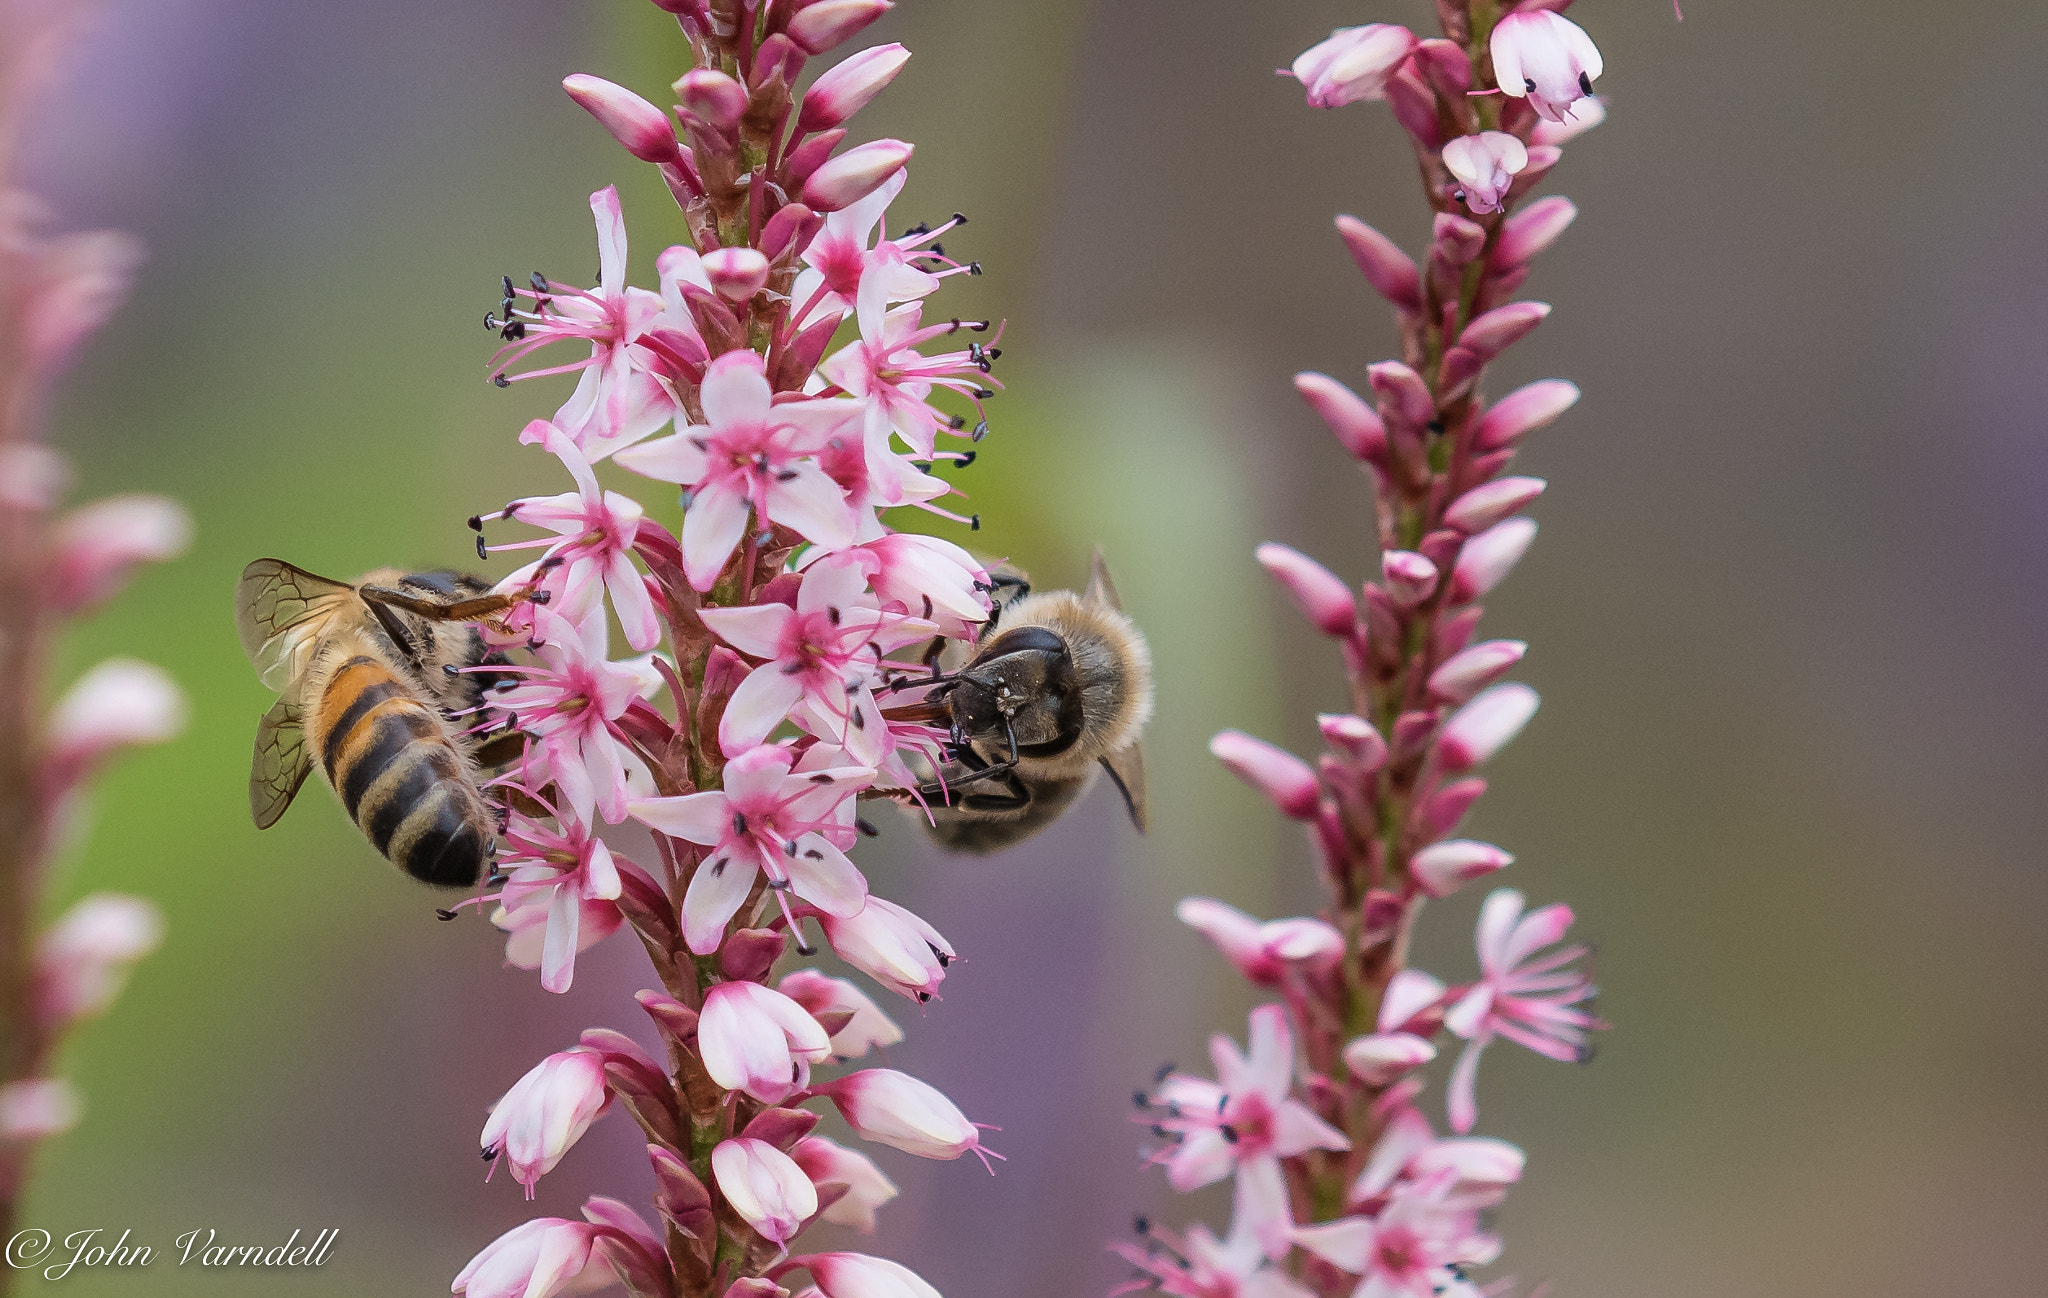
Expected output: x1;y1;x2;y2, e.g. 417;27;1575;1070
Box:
562;73;678;163
785;0;894;55
821;1069;997;1165
1256;543;1357;637
697;980;834;1104
1445;476;1546;535
1438;683;1539;773
480;1048;611;1199
1176;897;1343;988
48;494;192;614
1449;517;1537;603
802;139;914;212
1342;1032;1437;1086
1293;372;1389;466
0;1079;81;1142
703;247;771;302
34;893;162;1028
1381;551;1440;606
1410;839;1515;898
676;68;748;134
1495;196;1578;267
818;895;955;1002
1444;889;1601;1132
1490;9;1603;124
793;1252;941;1298
45;659;184;787
1441;131;1528;215
1289;24;1419;108
779;968;904;1058
1426;640;1527;706
1210;730;1321;821
713;1137;819;1251
798;44;912;133
1531;94;1606;145
1474;380;1579;451
792;1135;899;1233
1333;216;1422;314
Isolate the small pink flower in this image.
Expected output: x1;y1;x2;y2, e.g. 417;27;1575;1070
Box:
490;427;659;650
44;659;184;792
1210;731;1321;821
1150;1006;1349;1258
787;1252;942;1298
629;744;872;953
1293;1177;1500;1298
1436;683;1538;773
1440;131;1527;216
1289;24;1419;108
34;893;162;1028
1443;889;1601;1133
698;980;835;1104
1530;94;1605;146
792;170;950;328
713;1137;818;1251
779;968;904;1058
818;895;955;1002
490;811;624;993
496;608;644;825
1176;898;1343;988
480;1048;610;1198
490;187;678;461
1489;10;1603;125
613;349;861;590
819;1069;997;1166
48;494;191;614
827;532;990;640
820;277;999;468
701;559;934;764
791;1135;900;1233
1113;1216;1315;1298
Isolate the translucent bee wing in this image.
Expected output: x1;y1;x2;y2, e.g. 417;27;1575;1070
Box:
235;558;354;692
1100;741;1148;833
249;695;312;829
1084;547;1124;612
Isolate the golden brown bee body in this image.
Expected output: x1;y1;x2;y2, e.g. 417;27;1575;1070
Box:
901;550;1152;854
235;560;523;888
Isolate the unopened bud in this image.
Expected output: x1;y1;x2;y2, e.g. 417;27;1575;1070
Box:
1210;730;1321;821
797;44;911;132
786;0;893;55
801;139;913;212
562;74;679;163
1256;543;1357;637
1437;683;1539;773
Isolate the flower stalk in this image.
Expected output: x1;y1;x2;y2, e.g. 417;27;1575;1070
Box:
1123;5;1613;1296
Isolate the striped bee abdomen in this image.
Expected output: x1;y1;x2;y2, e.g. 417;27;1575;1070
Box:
317;656;490;887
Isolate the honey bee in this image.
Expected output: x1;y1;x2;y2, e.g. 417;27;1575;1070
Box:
234;559;533;887
885;550;1152;854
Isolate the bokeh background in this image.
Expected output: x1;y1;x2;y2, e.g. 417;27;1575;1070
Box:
15;0;2048;1294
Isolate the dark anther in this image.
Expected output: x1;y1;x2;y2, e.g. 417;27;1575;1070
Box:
931;946;952;967
803;848;823;860
929;243;944;259
466;515;483;531
972;420;990;441
483;311;500;331
502;275;517;298
955;450;976;467
1525;77;1538;92
1153;1061;1176;1083
1219;1125;1240;1144
1132;1090;1150;1110
733;812;748;834
491;373;510;388
1150;1124;1170;1138
1579;71;1593;95
850;707;866;729
916;991;932;1004
827;605;842;626
475;534;489;561
974;387;995;399
536;553;563;572
444;663;461;677
952;212;968;225
968;514;982;532
775;469;800;482
529;589;551;605
530;271;549;293
437;908;459;921
794;933;818;957
967;261;983;276
784;839;800;857
921;594;934;618
949;414;968;430
986;347;1001;360
902;222;930;237
1427;419;1445;435
809;772;836;784
481;1144;498;1161
856;816;879;837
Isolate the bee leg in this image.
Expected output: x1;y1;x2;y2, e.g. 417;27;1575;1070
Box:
920;635;946;675
365;599;422;667
918;721;1021;804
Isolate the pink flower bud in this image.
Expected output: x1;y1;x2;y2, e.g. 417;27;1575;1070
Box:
480;1048;611;1198
784;128;848;187
1445;477;1545;534
1441;131;1527;215
676;68;748;134
820;1069;992;1163
1450;517;1537;602
1531;95;1605;146
1381;551;1439;606
1430;211;1487;266
1427;640;1527;705
561;74;679;163
1412;1136;1525;1186
1342;1032;1437;1086
0;1078;81;1142
1367;360;1436;428
1410;37;1473;98
1409;839;1514;897
1289;24;1418;108
801;139;913;212
778;968;903;1058
1318;714;1388;768
452;1214;612;1298
1438;683;1539;773
797;1253;943;1298
1490;10;1603;125
1475;380;1579;450
1458;301;1550;363
819;896;954;1002
1494;196;1577;267
46;659;184;783
786;0;893;55
1176;897;1344;987
1379;968;1449;1035
1334;216;1422;314
713;1137;819;1249
1256;543;1358;637
792;1135;899;1233
798;44;911;132
703;246;771;301
699;981;834;1104
48;494;191;614
1210;730;1321;821
1293;372;1388;466
1418;777;1486;839
35;892;162;1028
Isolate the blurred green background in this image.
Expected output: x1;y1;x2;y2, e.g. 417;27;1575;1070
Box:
14;0;2048;1294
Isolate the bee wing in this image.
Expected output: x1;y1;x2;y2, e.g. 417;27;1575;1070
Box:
1099;741;1148;833
249;696;312;829
1084;547;1124;612
236;558;354;691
